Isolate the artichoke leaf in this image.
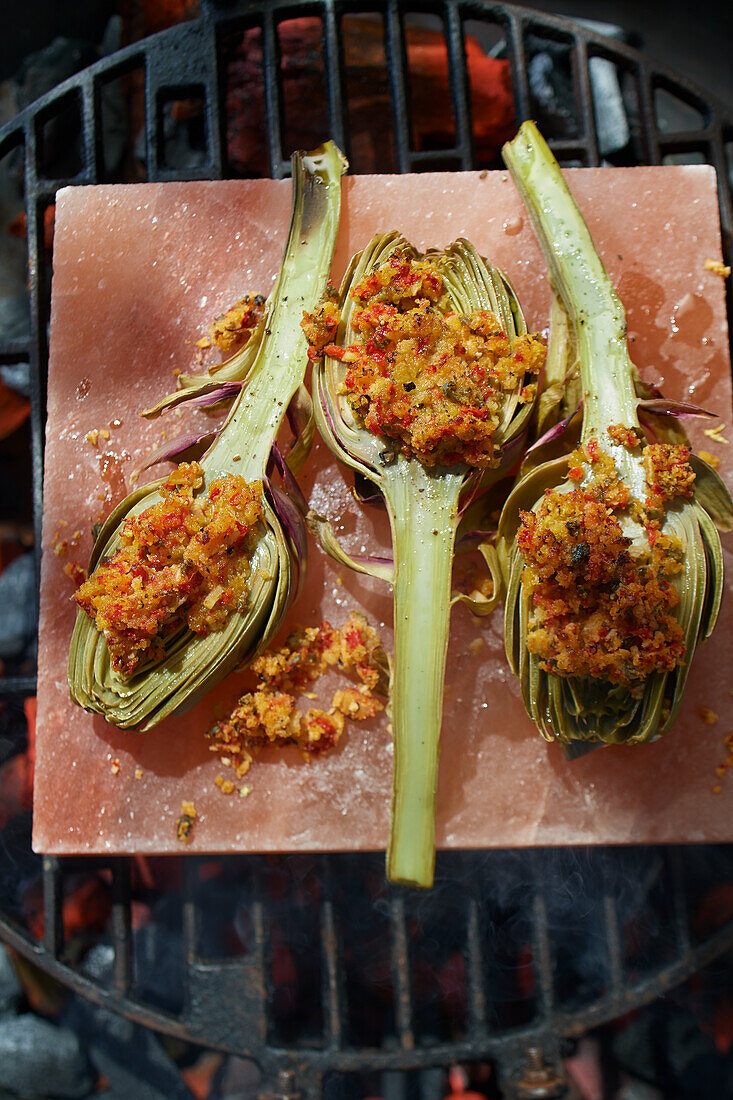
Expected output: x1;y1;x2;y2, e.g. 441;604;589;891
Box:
306;509;395;583
312;231;540;887
501;121;731;748
69;141;347;729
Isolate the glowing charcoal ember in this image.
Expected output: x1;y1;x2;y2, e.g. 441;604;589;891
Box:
36;167;733;856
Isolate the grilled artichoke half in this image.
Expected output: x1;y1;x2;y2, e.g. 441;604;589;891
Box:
500;121;732;748
313;232;538;887
68;141;346;730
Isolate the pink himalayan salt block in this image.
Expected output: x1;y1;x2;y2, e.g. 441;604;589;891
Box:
35;166;733;855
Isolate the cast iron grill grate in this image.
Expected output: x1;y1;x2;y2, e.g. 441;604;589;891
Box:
1;2;733;1096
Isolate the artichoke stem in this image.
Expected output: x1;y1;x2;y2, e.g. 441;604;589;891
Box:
384;463;463;888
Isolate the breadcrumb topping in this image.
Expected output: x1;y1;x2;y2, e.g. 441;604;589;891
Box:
206;612;387;784
642;443;695;509
75;462;262;676
518;442;689;687
176;800;197;843
704;259;731;279
303;251;545;468
208;293;266;352
607;423;641;449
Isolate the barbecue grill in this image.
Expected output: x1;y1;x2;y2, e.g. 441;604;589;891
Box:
2;2;733;1096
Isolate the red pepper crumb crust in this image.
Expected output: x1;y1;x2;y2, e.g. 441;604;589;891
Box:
206;612;386;783
75;462;262;677
176;800;197;843
517;441;693;686
303;251;545;468
206;293;265;352
607;423;641;449
643;442;696;509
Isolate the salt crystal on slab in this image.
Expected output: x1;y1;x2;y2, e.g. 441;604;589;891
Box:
35;167;733;855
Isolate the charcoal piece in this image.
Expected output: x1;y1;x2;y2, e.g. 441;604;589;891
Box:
0;361;31;397
0;944;21;1016
133;898;185;1014
14;38;97;109
0;1014;94;1098
63;994;194;1100
210;1056;261;1099
0;295;30;343
0;552;36;658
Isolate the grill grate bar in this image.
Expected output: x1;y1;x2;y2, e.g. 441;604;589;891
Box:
409;148;465;164
182;856;200;963
573;38;600;166
22;121;48;602
81;81;98;181
320;895;343;1048
669;848;691;954
384;0;411;173
636;69;662;166
0;340;30;360
143;55;160;182
321;0;348;155
389;894;415;1049
505;11;532;124
710;127;733;268
464;895;488;1036
444;2;474;169
202;21;224;178
42;856;63;958
262;9;287;180
0;676;37;695
603;895;624;992
111;857;134;994
532;890;555;1017
656;127;717;146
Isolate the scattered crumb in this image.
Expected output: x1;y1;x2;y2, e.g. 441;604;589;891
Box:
99;429;110;441
208;293;266;352
704;424;730;445
711;731;733;794
698;449;721;469
336;574;343;587
110;758;120;775
713;785;723;794
232;453;241;462
699;707;718;725
332;686;382;720
607;424;641;449
53;540;69;556
206;613;388;788
63;561;87;587
469;637;484;656
704;259;731;278
176;800;197;843
173;368;182;377
196;337;212;349
134;767;143;780
86;429;99;446
239;785;252;798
